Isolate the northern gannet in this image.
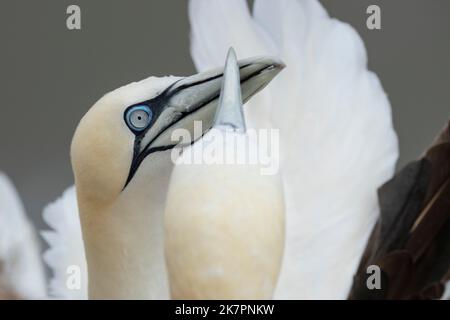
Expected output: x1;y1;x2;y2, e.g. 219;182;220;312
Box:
188;0;399;299
1;0;448;300
164;48;285;299
69;56;283;299
188;0;449;299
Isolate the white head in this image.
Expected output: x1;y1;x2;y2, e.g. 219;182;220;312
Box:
70;56;284;298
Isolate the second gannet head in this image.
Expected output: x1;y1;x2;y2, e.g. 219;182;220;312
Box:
164;49;286;299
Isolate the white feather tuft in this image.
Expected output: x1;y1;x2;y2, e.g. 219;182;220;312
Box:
0;172;46;299
443;281;450;300
41;186;87;299
189;0;398;298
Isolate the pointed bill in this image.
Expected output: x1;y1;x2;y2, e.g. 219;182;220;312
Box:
214;48;246;132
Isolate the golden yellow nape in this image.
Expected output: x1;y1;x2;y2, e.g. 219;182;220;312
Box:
164;49;285;299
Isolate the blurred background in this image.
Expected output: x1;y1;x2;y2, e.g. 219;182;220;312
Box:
0;0;449;234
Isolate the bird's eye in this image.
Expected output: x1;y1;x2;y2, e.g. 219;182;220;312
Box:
125;105;152;132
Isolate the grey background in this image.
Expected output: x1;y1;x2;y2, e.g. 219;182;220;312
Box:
0;0;449;233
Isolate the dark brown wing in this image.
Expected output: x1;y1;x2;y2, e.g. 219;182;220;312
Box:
348;120;450;300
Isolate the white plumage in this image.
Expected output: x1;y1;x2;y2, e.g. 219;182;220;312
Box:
41;186;87;299
0;173;46;299
189;0;398;299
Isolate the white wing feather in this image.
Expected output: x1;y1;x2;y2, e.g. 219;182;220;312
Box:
189;0;398;299
41;186;87;299
443;281;450;300
0;172;46;299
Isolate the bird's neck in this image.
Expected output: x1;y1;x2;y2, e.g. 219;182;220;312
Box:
78;152;173;299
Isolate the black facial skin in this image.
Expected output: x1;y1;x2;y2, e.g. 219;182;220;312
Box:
122;74;223;188
123;80;178;189
122;62;266;189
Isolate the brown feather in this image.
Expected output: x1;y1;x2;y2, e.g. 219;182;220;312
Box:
348;120;450;300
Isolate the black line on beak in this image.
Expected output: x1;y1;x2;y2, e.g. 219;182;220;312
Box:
122;61;275;189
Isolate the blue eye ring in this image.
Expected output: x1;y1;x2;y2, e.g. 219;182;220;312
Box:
125;104;153;132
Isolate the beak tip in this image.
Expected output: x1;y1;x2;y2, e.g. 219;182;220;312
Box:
214;47;246;132
227;47;238;60
269;58;286;72
277;61;287;70
250;56;286;79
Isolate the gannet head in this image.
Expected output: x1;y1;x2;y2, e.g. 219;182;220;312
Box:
70;56;284;299
71;57;284;207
